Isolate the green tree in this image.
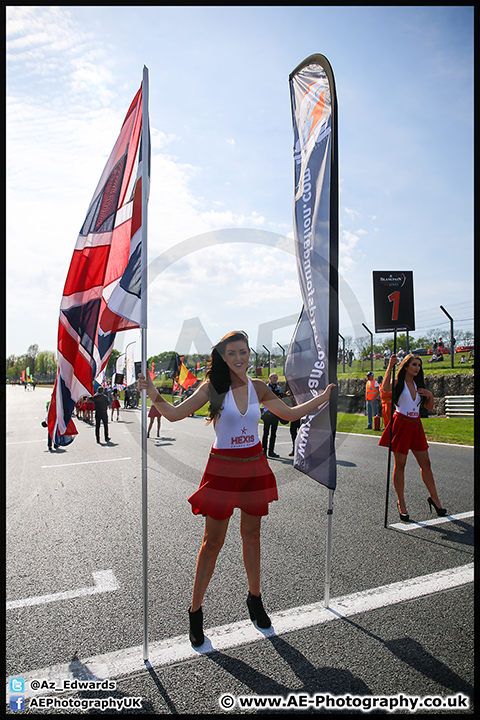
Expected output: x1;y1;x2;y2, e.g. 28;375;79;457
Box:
36;350;57;376
26;344;40;376
107;349;121;377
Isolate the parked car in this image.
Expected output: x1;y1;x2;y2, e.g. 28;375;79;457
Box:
455;345;474;353
427;346;449;354
412;348;428;356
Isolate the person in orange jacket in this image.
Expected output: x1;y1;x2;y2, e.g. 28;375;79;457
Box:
365;371;380;429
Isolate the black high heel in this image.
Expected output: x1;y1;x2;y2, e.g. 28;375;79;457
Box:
247;591;271;629
397;502;410;522
428;497;447;517
188;606;205;647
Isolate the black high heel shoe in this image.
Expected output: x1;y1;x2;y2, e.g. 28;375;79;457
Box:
428;497;447;517
188;606;205;647
397;502;410;522
247;592;271;629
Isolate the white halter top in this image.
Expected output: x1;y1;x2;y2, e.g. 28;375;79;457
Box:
213;377;261;449
396;381;421;419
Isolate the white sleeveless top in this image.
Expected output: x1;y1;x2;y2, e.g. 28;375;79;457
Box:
396;381;421;419
213;377;261;449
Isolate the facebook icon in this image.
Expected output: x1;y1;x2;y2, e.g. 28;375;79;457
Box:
10;696;25;711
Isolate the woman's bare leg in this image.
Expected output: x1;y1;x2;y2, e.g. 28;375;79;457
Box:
240;511;262;596
190;516;230;611
412;449;442;507
393;452;408;514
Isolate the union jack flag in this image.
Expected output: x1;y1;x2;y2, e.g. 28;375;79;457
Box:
48;82;149;439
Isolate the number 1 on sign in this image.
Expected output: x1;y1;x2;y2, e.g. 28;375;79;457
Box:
388;290;400;321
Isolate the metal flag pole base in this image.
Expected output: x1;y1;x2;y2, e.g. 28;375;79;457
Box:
324;489;334;608
384;331;397;528
141;326;149;662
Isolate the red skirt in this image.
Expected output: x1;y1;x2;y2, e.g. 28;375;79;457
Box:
378;412;429;455
148;405;162;419
188;442;278;520
111;399;120;409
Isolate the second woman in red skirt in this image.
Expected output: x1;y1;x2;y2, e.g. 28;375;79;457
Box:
138;330;335;647
379;353;446;522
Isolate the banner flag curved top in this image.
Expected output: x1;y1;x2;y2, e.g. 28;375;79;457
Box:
285;54;339;490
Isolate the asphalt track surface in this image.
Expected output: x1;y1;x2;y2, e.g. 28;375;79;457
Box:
6;386;474;714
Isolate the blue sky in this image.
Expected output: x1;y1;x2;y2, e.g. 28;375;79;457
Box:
6;6;474;361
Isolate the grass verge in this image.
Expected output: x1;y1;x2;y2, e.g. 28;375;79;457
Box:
146;394;473;447
337;413;473;446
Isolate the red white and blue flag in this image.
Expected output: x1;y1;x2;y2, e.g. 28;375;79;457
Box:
48;82;149;439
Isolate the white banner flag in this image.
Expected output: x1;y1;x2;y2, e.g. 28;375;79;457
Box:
126;342;137;386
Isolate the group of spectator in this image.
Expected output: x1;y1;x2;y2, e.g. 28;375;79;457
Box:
73;387;120;443
337;349;355;366
427;337;445;363
75;387;121;425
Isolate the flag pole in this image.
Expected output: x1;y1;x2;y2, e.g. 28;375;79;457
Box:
324;489;334;607
384;330;397;528
140;65;150;662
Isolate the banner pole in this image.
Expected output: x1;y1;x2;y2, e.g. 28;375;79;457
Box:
140;65;150;662
324;489;334;607
384;330;397;528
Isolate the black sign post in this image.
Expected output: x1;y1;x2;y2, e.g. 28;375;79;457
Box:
373;271;415;527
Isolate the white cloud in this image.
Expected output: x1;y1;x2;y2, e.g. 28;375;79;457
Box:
339;229;363;275
344;206;360;220
6;3;297;357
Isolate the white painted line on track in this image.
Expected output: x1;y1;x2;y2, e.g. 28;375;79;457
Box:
7;571;119;610
389;510;474;531
41;457;132;469
12;563;473;699
336;431;473;448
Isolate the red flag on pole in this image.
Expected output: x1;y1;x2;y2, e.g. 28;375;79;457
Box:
172;353;198;391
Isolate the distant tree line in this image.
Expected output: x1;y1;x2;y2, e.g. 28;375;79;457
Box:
5;328;474;383
339;328;474;360
5;345;122;383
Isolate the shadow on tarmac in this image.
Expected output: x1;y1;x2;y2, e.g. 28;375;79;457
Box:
67;654;157;714
195;619;474;714
331;615;474;703
206;633;375;714
391;518;474;550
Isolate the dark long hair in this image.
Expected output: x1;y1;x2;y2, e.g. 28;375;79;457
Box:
393;354;427;407
205;331;250;424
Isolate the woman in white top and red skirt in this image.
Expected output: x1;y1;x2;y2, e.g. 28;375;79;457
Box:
379;354;446;522
138;330;335;647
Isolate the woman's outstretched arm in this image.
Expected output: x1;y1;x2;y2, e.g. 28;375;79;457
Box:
137;373;210;422
254;379;336;422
